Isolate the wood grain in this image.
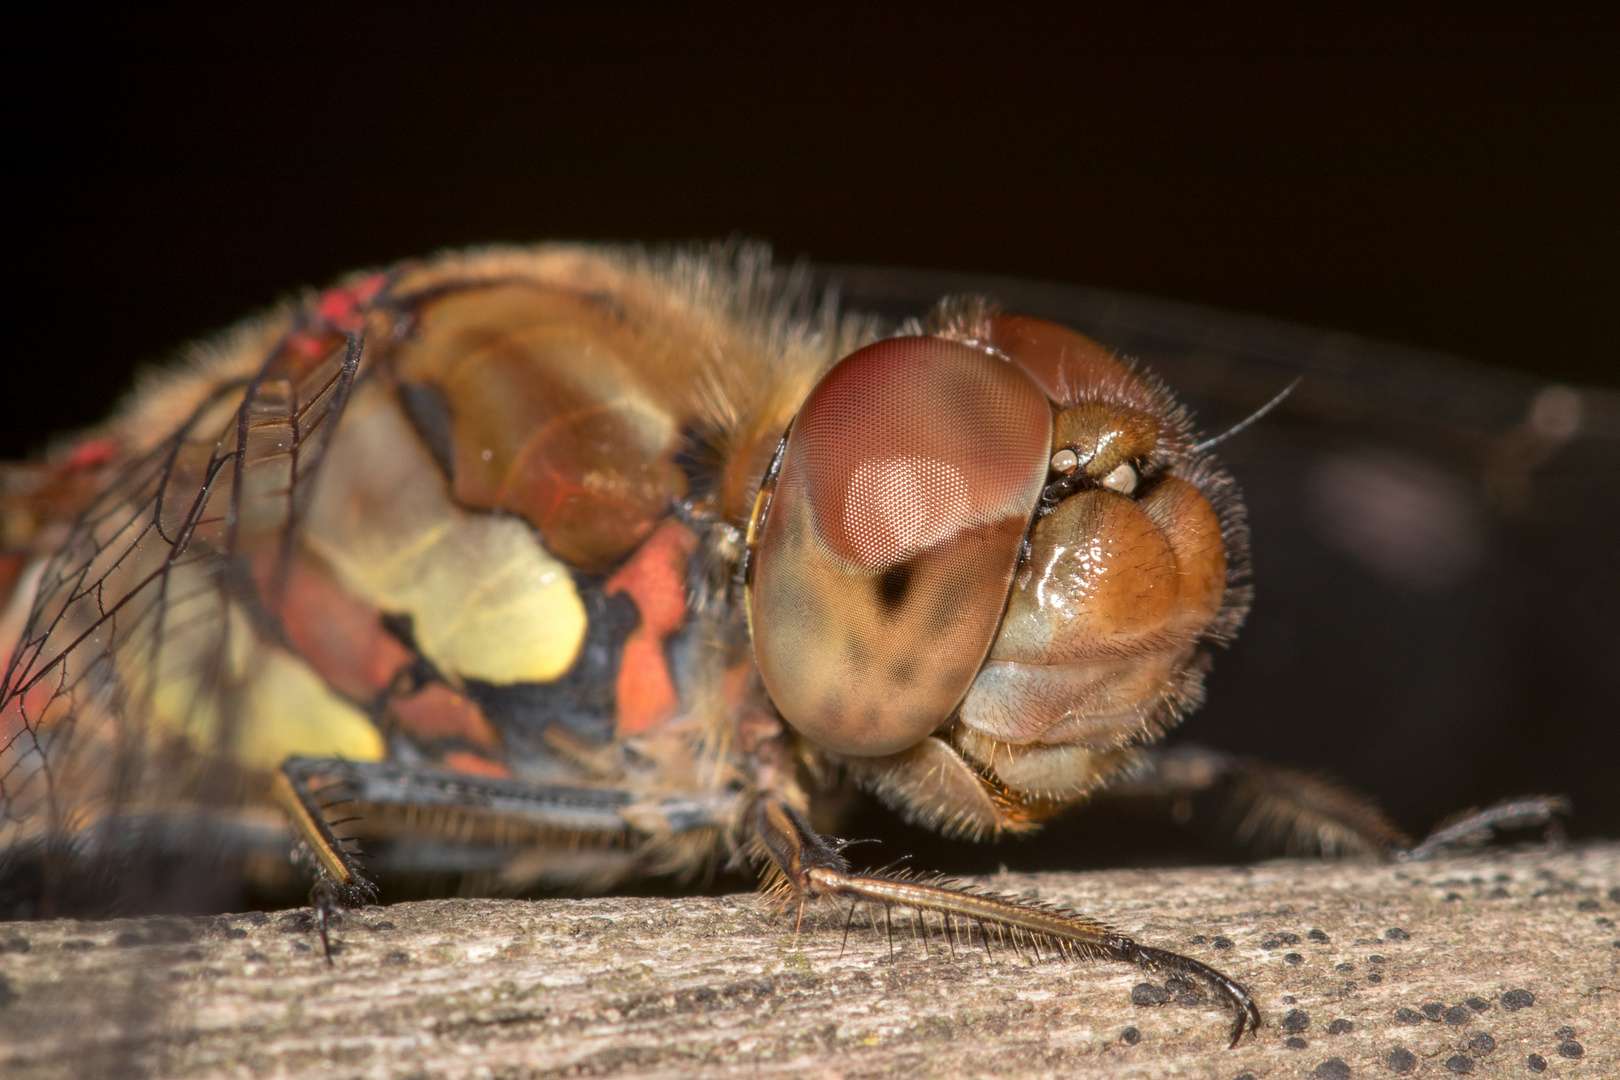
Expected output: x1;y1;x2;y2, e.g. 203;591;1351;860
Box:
1;843;1614;1079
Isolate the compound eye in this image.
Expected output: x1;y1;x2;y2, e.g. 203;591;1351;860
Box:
749;336;1053;756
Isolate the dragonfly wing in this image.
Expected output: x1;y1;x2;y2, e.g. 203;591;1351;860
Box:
0;316;367;915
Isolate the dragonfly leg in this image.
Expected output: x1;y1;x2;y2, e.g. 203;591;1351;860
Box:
276;756;733;957
753;795;1261;1049
1114;746;1568;861
1110;745;1411;857
1395;795;1570;862
274;757;380;908
274;758;381;962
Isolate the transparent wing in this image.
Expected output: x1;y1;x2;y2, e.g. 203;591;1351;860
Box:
0;322;362;912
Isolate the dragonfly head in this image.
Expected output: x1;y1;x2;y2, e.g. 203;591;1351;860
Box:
745;310;1244;798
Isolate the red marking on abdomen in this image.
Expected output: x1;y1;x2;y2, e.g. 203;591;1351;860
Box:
258;555;413;701
441;750;510;777
317;273;387;331
391;683;501;752
604;519;698;737
66;437;118;469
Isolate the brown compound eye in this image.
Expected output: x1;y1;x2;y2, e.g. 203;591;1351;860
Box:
748;336;1053;756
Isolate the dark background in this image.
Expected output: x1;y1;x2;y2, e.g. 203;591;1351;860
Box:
8;3;1617;459
5;4;1617;876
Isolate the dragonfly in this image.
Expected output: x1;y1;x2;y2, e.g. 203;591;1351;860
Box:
0;243;1599;1050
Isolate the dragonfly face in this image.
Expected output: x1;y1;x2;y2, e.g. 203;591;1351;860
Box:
0;242;1606;1047
825;265;1618;868
746;315;1245;828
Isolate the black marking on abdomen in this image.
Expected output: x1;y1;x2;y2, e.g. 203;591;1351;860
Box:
462;580;640;758
397;381;457;481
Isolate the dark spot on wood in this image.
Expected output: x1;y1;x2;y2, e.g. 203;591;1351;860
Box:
1444;1053;1473;1073
1385;927;1410;941
1489;887;1511;898
1312;1059;1350;1080
1366;973;1382;983
1335;962;1354;973
1554;1025;1575;1039
1576;898;1599;911
1394;1008;1424;1024
1387;1047;1417;1074
1119;1026;1140;1045
1465;996;1488;1012
278;913;313;934
1284;1036;1307;1050
1131;982;1169;1005
1;936;30;953
1468;1032;1495;1054
384;951;411;965
1526;1052;1546;1072
150;921;195;944
1500;988;1535;1011
1421;1002;1444;1021
58;940;95;951
1284;952;1303;965
1328;1019;1352;1034
1444;1005;1472;1026
1308;929;1330;943
1189;934;1206;944
1212;936;1233;950
1282;1009;1309;1033
225;928;247;940
1368;954;1385;964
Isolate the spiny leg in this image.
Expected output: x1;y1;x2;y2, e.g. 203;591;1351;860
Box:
275;756;718;961
1117;745;1567;861
839;901;860;960
1397;796;1570;863
754;797;1260;1049
274;759;377;963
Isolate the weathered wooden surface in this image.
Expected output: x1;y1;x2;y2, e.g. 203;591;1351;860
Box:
0;844;1614;1079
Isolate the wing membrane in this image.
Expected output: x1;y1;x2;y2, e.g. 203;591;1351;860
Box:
0;325;363;912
